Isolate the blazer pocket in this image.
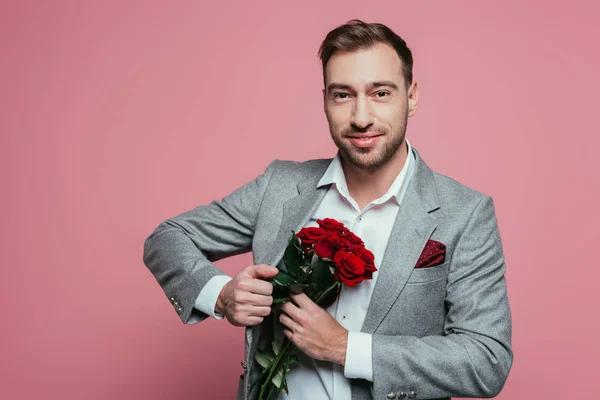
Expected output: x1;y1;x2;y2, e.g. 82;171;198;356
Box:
406;261;450;284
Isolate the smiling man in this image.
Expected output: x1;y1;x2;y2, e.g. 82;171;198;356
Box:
143;20;512;400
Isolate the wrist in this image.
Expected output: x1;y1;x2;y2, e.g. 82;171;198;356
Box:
214;282;230;315
215;298;224;315
331;329;348;366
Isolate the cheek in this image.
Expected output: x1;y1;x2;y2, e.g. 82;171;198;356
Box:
326;105;350;131
374;104;405;128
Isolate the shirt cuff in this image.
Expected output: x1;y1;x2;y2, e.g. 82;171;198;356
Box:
194;275;232;319
343;332;373;381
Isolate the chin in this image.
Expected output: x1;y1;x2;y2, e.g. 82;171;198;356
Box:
345;152;387;171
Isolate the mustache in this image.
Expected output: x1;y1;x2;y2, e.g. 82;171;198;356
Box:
342;126;388;136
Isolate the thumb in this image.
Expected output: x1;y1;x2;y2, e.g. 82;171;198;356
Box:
247;264;279;279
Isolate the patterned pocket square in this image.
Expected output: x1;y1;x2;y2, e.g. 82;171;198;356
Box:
415;239;446;269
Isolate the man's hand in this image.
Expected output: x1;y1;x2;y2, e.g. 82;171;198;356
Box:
280;292;348;366
216;264;278;327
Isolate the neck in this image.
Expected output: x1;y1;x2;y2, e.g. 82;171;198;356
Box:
342;140;408;210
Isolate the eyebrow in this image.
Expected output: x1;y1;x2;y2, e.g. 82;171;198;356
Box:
326;80;400;93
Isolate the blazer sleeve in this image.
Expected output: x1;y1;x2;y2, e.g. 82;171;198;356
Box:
142;160;279;324
371;195;513;399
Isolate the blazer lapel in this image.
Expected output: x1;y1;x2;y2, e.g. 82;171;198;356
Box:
246;160;331;400
263;161;331;267
361;148;440;334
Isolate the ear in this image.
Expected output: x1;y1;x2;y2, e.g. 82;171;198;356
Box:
407;81;419;117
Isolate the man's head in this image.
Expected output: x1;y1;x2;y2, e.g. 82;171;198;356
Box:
319;20;419;171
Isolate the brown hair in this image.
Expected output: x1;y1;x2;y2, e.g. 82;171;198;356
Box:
318;19;413;89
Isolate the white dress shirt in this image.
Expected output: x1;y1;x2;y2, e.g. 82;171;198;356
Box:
195;139;416;399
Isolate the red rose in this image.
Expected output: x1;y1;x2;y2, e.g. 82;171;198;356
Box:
317;218;347;233
333;250;371;287
352;245;377;279
341;231;364;247
313;231;342;259
296;227;325;252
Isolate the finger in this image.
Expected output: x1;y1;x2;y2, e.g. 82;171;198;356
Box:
233;277;272;296
280;300;301;320
233;290;273;307
279;313;298;332
283;329;295;344
229;313;263;327
249;306;272;318
290;292;313;309
246;264;279;279
245;293;273;307
247;279;274;296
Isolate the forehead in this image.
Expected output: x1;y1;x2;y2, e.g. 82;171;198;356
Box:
325;43;404;88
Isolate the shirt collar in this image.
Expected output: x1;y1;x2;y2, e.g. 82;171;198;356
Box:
317;138;415;206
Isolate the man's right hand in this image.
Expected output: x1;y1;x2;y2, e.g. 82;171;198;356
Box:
215;264;279;326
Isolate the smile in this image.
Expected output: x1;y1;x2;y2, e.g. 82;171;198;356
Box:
347;134;382;148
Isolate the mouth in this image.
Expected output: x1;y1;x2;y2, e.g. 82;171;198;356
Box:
346;132;383;148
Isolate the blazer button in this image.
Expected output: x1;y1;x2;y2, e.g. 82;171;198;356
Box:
397;392;407;399
176;307;183;315
407;391;417;398
169;296;176;304
386;392;397;399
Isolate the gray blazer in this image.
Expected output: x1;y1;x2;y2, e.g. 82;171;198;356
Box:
143;146;512;400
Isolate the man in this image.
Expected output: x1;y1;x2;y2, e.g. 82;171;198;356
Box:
143;20;512;400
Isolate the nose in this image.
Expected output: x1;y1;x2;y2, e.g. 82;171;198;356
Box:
351;95;374;129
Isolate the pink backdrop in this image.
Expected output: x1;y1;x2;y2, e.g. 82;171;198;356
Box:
2;1;599;399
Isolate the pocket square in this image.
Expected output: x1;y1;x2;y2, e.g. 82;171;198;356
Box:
415;239;446;269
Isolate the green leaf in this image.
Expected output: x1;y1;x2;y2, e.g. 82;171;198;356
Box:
289;283;309;294
254;350;274;370
310;259;335;291
298;263;310;283
272;284;288;299
304;282;318;299
272;340;283;356
288;354;298;366
272;298;288;304
316;284;341;308
270;271;297;287
272;368;286;389
283;234;303;279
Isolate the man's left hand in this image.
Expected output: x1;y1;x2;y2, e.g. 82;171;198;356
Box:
279;292;348;366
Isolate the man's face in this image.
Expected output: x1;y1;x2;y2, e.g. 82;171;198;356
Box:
323;43;418;171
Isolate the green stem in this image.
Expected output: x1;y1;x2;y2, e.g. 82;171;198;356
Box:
249;362;271;393
256;282;343;399
258;340;295;400
273;346;293;400
314;281;342;305
258;347;284;400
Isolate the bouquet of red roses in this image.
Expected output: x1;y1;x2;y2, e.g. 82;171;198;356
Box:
252;218;377;400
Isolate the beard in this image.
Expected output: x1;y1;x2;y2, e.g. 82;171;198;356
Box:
329;114;408;171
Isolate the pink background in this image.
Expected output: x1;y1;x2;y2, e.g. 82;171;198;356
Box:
2;1;599;399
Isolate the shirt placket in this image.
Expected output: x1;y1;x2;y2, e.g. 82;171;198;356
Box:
331;205;370;400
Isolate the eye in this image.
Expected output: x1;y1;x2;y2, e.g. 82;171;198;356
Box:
333;92;349;100
375;91;390;98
